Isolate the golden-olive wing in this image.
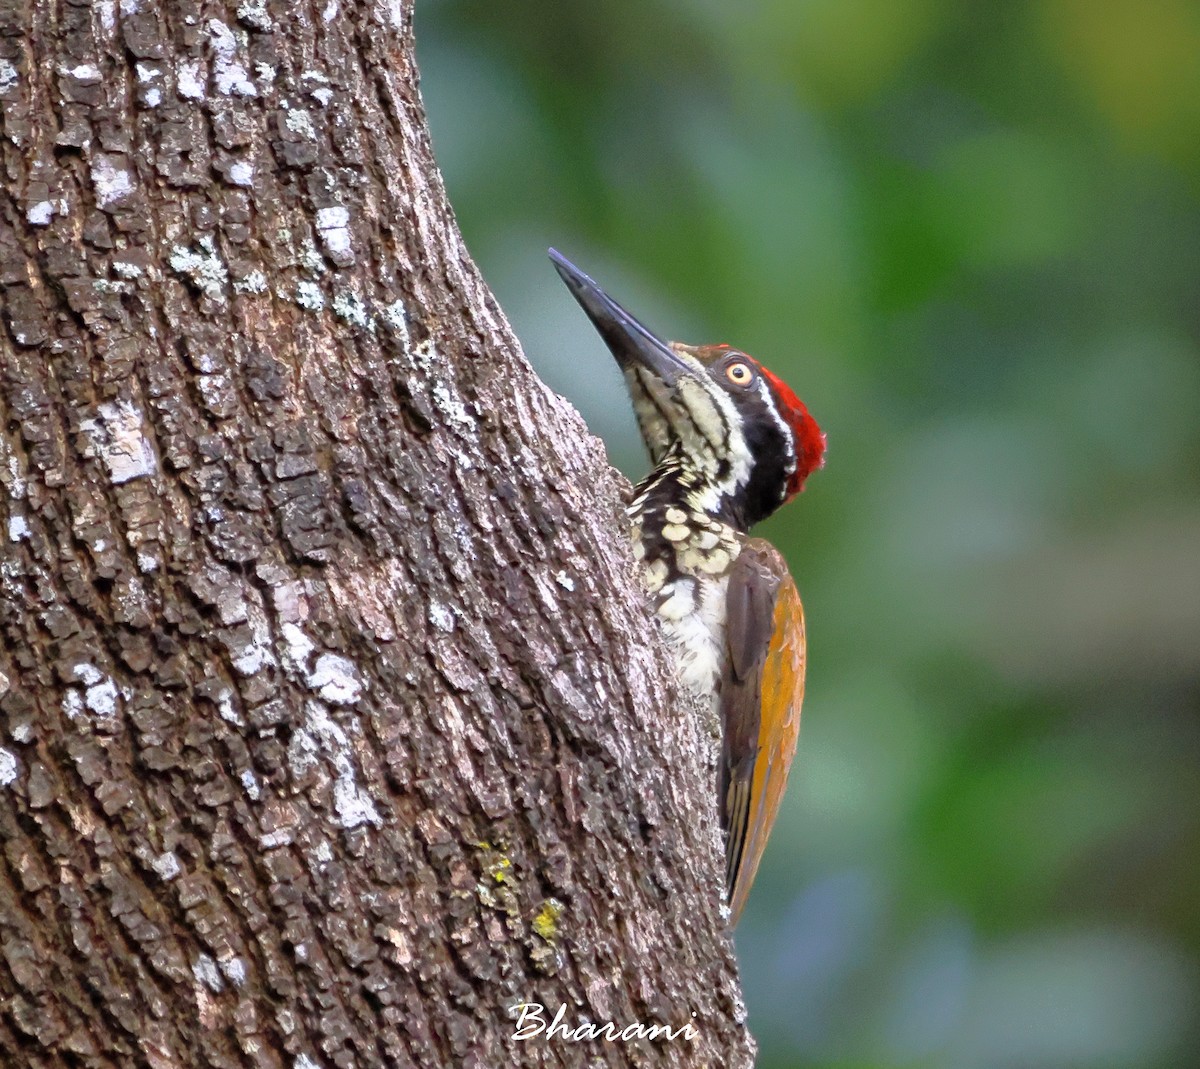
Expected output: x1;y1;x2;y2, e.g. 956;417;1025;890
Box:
720;538;806;924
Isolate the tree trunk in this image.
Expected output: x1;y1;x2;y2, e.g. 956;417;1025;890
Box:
0;2;753;1066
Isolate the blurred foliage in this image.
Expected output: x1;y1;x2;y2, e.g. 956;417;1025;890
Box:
416;0;1200;1065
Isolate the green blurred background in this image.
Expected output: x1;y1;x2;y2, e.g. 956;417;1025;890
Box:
416;1;1200;1065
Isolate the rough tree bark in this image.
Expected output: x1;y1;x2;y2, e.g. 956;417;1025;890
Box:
0;2;755;1066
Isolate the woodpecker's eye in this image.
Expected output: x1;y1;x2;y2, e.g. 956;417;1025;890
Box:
724;361;755;388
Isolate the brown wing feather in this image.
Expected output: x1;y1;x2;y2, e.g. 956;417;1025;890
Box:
720;538;806;924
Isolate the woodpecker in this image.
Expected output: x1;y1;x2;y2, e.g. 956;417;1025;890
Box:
550;249;825;924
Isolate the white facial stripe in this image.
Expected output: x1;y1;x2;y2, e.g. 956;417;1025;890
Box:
711;388;753;494
754;377;797;482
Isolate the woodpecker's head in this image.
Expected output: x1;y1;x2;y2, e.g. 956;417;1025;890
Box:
551;249;825;528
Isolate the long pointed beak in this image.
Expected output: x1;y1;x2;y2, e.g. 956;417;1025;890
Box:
549;248;689;386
